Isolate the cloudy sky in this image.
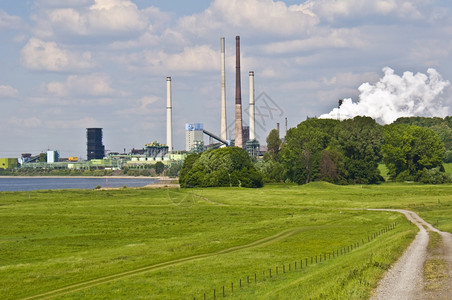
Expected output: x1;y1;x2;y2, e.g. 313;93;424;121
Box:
1;0;452;159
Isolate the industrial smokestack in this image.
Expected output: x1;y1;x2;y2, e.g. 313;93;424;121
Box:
249;71;255;140
235;36;243;148
220;37;227;141
166;77;173;152
285;117;288;137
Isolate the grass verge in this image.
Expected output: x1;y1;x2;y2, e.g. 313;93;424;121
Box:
424;231;448;292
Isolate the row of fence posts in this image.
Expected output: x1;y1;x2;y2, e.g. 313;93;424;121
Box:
194;222;397;299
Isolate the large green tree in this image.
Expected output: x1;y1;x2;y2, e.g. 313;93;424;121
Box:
265;129;282;161
393;116;452;154
382;124;446;181
281;118;340;184
179;147;263;188
336;116;384;184
281;117;383;185
258;129;284;183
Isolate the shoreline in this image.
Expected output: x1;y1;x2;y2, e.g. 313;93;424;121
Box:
0;176;176;180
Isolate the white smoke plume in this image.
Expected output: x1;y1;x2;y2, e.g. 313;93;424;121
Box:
319;67;450;124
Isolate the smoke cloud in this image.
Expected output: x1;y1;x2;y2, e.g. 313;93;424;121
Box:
319;67;450;124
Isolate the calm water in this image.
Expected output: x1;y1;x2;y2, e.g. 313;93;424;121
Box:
0;177;159;192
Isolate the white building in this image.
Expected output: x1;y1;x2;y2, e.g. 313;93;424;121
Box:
47;150;59;163
185;123;204;152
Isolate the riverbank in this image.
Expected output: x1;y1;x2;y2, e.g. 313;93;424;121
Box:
0;177;178;192
0;175;176;180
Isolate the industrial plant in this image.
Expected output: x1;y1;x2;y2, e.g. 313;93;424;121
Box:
0;36;264;171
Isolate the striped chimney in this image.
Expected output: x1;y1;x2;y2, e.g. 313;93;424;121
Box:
234;36;243;148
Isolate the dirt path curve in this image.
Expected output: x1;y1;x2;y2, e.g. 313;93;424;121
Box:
369;209;452;300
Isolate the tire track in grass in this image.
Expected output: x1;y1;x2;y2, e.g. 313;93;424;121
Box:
21;226;327;300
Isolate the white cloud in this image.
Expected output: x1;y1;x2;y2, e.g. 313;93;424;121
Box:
301;0;423;22
45;74;116;97
9;116;42;128
0;85;19;98
46;117;99;129
282;71;379;95
119;96;161;116
177;0;318;37
408;40;452;67
322;71;380;88
263;28;368;54
0;10;23;31
20;38;93;71
33;0;149;40
126;45;219;73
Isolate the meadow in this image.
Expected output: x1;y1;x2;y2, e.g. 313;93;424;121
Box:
1;183;452;299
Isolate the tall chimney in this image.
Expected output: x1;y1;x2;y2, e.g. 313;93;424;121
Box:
166;77;173;152
235;36;243;148
285;117;288;137
220;37;227;141
249;71;255;141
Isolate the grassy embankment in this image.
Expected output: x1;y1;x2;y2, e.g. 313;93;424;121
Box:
1;183;452;299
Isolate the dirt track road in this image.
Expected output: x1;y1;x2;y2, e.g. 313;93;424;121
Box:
369;209;452;300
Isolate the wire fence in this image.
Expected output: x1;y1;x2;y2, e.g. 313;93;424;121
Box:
193;222;398;299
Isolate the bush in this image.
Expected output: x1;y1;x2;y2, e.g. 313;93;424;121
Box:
155;162;165;175
395;170;414;182
179;147;263;188
167;162;182;178
417;168;452;184
140;170;151;176
444;150;452;163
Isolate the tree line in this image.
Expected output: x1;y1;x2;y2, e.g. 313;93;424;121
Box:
260;116;450;185
180;116;452;188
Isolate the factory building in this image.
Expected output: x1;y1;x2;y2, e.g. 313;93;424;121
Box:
87;128;105;160
47;150;59;163
145;142;169;159
185;123;204;152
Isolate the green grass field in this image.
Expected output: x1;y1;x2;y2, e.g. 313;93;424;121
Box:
1;183;452;299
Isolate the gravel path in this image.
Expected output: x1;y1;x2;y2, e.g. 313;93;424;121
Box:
369;209;452;300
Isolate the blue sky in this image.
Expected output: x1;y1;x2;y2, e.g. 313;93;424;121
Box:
1;0;452;158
